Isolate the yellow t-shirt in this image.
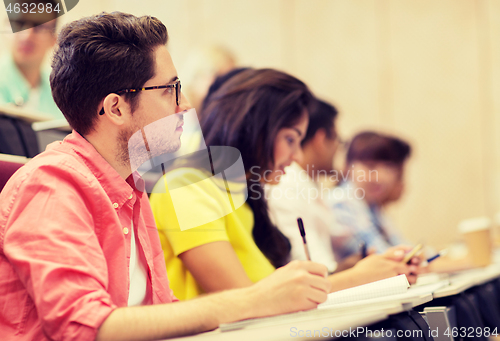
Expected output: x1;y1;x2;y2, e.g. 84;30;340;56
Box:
149;167;275;300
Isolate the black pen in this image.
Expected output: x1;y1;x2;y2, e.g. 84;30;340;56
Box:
360;241;368;259
297;217;311;261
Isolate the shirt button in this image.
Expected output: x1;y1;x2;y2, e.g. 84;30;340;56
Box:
128;193;133;200
113;203;119;209
123;227;129;235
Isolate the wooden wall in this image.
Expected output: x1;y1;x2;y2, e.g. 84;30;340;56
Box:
2;0;498;248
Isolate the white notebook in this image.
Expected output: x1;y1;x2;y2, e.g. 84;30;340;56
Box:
219;275;447;332
318;274;410;308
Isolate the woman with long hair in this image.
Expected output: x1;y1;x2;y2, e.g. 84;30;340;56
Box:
150;68;419;300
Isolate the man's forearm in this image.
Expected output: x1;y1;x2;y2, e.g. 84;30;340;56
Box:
96;286;257;341
96;260;331;340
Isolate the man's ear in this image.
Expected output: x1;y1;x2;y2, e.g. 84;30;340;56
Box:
101;93;130;126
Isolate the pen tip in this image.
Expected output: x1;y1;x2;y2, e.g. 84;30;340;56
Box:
297;218;305;236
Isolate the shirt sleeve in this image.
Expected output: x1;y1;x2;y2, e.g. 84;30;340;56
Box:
151;168;231;257
266;183;338;273
266;185;313;261
2;164;116;341
330;202;365;260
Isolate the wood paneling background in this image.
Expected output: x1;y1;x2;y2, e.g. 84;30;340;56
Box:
1;0;498;248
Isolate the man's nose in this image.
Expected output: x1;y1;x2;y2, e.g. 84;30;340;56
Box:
176;92;192;113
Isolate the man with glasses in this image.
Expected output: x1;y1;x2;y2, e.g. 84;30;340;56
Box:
0;12;331;340
0;0;63;118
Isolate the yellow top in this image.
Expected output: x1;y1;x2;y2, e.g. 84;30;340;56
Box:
149;167;275;300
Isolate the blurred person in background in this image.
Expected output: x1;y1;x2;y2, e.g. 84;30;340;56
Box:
267;101;420;274
181;45;236;113
0;0;63;119
328;131;411;262
151;76;421;301
175;45;237;156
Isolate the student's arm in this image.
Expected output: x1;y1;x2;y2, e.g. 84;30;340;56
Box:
96;260;331;341
333;253;362;272
179;241;253;292
151;170;271;293
327;246;421;291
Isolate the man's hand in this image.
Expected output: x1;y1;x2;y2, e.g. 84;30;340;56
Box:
97;261;331;340
247;260;331;317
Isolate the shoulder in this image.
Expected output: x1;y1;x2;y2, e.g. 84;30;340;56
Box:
0;54;19;83
0;55;22;98
154;167;228;200
1;146;97;204
266;164;311;199
166;167;212;185
0;147;101;242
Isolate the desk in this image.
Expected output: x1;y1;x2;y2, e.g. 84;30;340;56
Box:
32;119;71;153
419;264;500;341
433;264;500;298
168;310;389;341
0;104;52;123
167;268;500;341
32;118;71;132
0;104;70;156
165;290;435;341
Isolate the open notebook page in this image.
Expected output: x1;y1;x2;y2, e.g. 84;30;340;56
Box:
319;274;410;308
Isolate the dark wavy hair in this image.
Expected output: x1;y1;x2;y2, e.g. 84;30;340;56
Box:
301;99;338;146
50;12;168;135
346;131;411;165
200;68;315;268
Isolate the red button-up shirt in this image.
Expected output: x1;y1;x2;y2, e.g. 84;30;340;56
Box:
0;132;176;341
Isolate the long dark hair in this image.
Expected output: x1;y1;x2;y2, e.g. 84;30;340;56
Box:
199;68;315;268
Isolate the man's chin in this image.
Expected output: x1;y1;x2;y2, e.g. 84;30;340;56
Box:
172;139;181;153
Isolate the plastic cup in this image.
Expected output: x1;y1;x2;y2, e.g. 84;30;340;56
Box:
458;217;492;267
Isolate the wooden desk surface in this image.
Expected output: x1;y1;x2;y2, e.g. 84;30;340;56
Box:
158;266;500;340
167;310;389;341
433;263;500;298
167;291;434;341
0;104;53;123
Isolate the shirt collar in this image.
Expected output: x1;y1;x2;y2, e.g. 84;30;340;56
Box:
57;131;142;209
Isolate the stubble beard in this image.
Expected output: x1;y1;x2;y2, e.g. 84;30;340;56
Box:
118;124;182;174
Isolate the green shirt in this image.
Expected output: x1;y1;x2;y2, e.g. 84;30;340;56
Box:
0;53;63;120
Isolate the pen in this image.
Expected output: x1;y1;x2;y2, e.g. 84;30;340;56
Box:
360;241;368;259
297;217;311;261
426;249;448;263
402;243;423;264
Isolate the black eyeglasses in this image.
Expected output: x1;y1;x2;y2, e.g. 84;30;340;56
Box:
99;79;181;115
117;79;181;105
